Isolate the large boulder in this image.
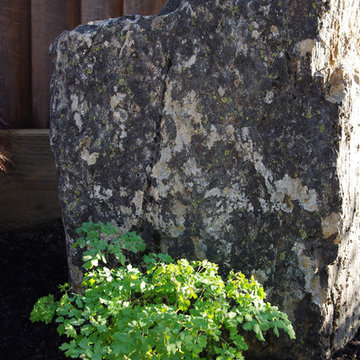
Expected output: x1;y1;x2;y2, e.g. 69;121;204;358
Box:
49;0;360;358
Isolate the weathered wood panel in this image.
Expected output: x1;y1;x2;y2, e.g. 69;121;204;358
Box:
0;0;169;130
31;0;81;129
0;0;32;128
0;130;61;230
81;0;124;24
124;0;167;15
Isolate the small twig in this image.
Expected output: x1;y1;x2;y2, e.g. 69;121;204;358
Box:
0;107;12;173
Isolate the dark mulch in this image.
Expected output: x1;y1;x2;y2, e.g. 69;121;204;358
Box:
0;220;67;360
0;219;358;360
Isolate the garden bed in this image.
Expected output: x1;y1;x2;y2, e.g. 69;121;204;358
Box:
0;219;358;359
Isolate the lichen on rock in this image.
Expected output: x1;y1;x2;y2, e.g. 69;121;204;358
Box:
50;0;360;358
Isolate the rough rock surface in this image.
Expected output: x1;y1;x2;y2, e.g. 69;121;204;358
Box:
49;0;360;358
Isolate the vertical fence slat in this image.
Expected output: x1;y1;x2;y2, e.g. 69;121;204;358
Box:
31;0;81;128
124;0;168;15
0;0;31;128
81;0;124;24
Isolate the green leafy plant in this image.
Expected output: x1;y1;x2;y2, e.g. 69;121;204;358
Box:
31;222;295;359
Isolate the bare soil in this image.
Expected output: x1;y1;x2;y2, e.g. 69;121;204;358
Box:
0;219;358;360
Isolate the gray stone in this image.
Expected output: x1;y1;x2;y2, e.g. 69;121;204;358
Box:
158;0;181;15
49;0;360;358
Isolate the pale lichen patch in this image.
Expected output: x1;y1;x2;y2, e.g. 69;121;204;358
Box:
270;25;279;37
251;29;260;40
119;30;135;57
264;90;274;104
93;185;113;201
110;93;126;109
168;222;186;237
182;53;198;69
206;125;220;149
204;187;222;198
169;174;186;196
132;190;144;216
292;242;327;305
74;112;82;130
273;175;319;213
113;109;128;122
70;94;79;112
251;268;269;284
80;150;99;165
321;212;340;239
170;201;187;235
221;185;248;211
164;89;203;152
152;147;172;181
192;236;207;260
183;157;202;177
294;38;314;58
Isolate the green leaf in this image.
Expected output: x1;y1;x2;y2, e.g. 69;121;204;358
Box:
78;337;91;349
30;295;56;324
57;324;65;335
242;322;253;331
143;253;157;265
253;323;265;341
83;261;92;270
158;253;174;263
260;322;270;331
91;259;99;267
245;314;252;322
58;283;69;292
273;326;280;337
232;334;248;351
59;342;71;351
166;342;177;354
64;323;77;338
80;324;94;336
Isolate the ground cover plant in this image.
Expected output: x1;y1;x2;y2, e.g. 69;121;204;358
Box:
31;222;295;359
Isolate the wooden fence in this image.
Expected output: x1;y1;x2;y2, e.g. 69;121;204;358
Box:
0;0;167;129
0;0;167;230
